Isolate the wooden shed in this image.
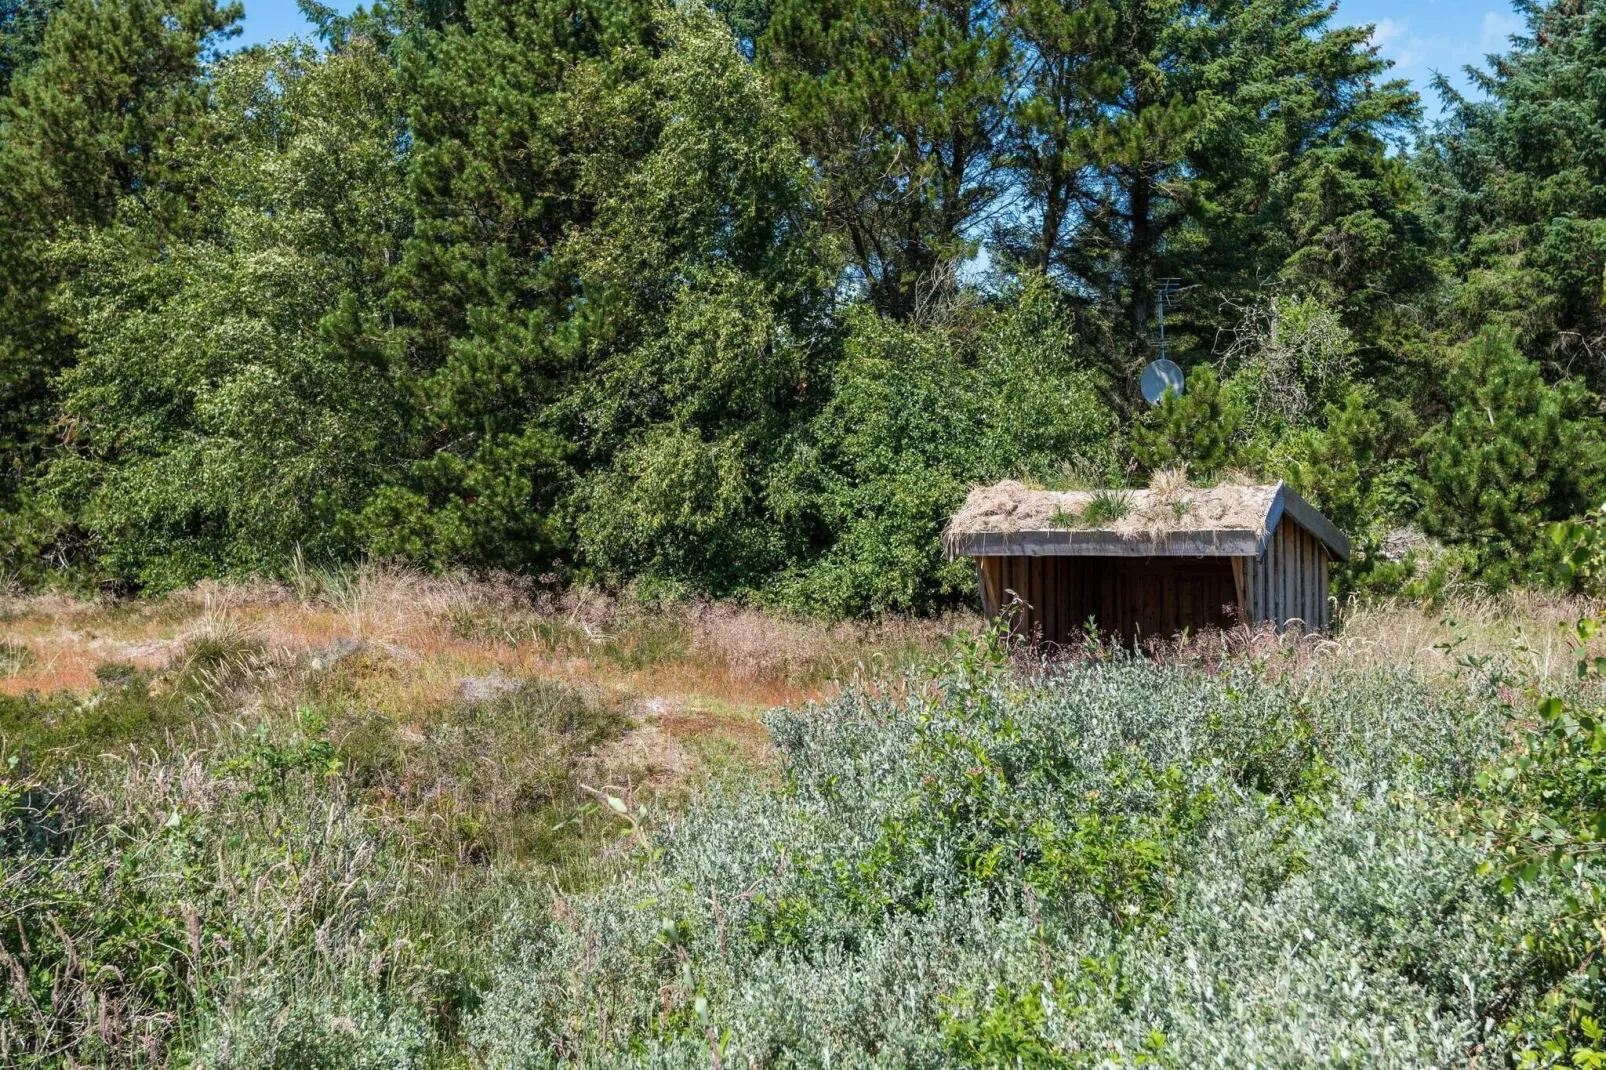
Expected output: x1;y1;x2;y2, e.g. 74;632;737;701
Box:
943;480;1351;644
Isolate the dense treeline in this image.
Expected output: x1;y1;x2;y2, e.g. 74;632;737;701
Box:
0;0;1602;611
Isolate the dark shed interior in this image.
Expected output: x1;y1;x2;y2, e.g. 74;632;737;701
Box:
978;555;1238;645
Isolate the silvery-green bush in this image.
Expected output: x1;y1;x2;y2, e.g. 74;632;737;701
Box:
471;642;1561;1067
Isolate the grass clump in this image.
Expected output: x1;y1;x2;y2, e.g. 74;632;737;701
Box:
0;638;648;1067
1081;488;1132;525
335;677;634;865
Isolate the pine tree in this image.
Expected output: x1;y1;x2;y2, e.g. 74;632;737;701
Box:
754;0;1013;318
1424;0;1606;391
999;0;1424;373
0;0;238;570
0;0;57;96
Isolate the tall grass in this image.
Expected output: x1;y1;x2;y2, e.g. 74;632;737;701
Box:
0;631;647;1067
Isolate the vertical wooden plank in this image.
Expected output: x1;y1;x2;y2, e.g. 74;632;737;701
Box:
1304;530;1316;629
1279;524;1293;632
1243;559;1252;625
1046;559;1061;644
1164;567;1174;637
1296;531;1308;631
1274;525;1285;632
1005;557;1022;637
1067;559;1082;637
1281;524;1292;630
1043;558;1054;641
1101;562;1116;641
1307;532;1319;630
1320;549;1330;631
1252;554;1264;625
1040;558;1053;644
1038;557;1050;642
1260;547;1271;625
1055;558;1069;644
1294;526;1305;631
1265;526;1278;629
1263;534;1274;629
1230;557;1248;625
1297;530;1310;629
1150;568;1162;641
1021;556;1033;638
1028;557;1041;642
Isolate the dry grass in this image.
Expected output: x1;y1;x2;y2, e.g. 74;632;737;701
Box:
1048;588;1606;694
0;568;971;783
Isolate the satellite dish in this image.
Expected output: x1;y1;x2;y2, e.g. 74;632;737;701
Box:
1141;358;1185;406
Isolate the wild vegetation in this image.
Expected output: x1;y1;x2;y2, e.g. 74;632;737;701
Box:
0;570;963;1065
0;0;1603;608
6;0;1606;1066
3;575;1606;1066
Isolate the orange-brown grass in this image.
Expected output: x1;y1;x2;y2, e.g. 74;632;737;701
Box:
0;569;970;776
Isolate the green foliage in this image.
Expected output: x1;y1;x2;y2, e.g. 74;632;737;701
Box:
999;0;1425;362
0;0;56;96
1424;0;1606;392
0;0;1604;611
469;629;1570;1066
1417;328;1606;585
1079;489;1131;526
0;0;239;572
1277;385;1419;544
556;3;829;590
1129;366;1243;479
770;281;1116;614
1550;507;1606;595
369;0;655;573
0;639;638;1066
1459;533;1606;1064
41;40;408;587
754;0;1010;317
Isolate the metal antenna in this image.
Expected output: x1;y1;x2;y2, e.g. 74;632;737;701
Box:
1156;278;1182;361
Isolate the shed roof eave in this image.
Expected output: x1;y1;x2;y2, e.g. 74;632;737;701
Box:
944;528;1266;560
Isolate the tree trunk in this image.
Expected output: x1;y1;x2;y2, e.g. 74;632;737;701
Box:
1128;163;1152;354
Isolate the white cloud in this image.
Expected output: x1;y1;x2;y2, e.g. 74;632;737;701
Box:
1370;17;1407;48
1370;18;1419;68
1482;10;1523;50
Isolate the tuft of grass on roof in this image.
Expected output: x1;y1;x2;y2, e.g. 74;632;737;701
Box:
1048;509;1081;528
1082;489;1132;526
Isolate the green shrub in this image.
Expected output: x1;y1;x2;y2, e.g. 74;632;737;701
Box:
1130;366;1245;480
769;280;1117;615
1417;327;1606;587
468;634;1556;1066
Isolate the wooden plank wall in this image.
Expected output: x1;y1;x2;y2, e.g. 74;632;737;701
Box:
1242;518;1330;632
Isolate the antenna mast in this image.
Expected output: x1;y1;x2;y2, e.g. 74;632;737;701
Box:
1156;277;1182;361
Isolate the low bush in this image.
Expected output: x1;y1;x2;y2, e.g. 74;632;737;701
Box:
469;631;1599;1067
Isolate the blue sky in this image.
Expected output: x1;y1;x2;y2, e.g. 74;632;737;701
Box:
231;0;1520;117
